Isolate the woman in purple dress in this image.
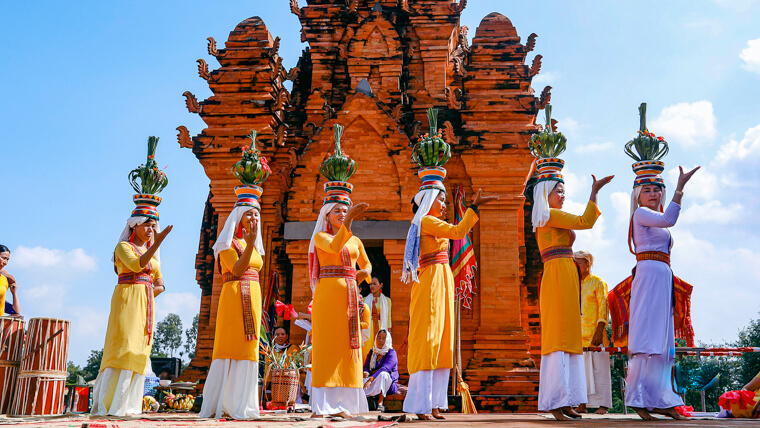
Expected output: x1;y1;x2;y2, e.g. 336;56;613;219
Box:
362;330;398;412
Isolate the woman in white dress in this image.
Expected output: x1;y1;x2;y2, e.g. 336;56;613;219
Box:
623;104;699;420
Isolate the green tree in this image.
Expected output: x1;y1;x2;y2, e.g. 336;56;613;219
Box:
67;361;85;384
736;313;760;385
80;349;103;382
184;313;199;362
154;313;184;358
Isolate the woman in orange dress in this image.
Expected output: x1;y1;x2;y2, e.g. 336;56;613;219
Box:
200;132;270;420
308;124;372;418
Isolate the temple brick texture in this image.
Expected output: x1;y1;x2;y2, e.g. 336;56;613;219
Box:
178;0;552;412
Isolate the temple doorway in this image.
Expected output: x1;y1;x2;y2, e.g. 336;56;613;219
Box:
361;242;391;299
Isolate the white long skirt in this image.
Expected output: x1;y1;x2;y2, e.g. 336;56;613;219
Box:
311;386;368;415
583;351;612;408
538;351;587;411
364;371;392;397
90;368;145;416
402;368;449;414
625;260;683;409
199;359;260;419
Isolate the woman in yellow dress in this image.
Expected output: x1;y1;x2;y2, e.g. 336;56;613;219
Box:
92;137;171;416
308;124;372;418
528;106;613;420
401;109;498;420
200;131;271;419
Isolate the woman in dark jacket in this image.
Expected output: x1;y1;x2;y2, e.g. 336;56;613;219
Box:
363;329;398;411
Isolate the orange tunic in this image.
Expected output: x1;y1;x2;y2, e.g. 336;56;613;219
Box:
311;225;371;388
212;238;263;361
407;209;478;375
536;201;600;355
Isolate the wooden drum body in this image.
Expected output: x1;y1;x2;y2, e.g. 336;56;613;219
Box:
11;317;70;416
0;316;25;414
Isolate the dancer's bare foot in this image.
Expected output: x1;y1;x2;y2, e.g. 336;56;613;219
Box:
575;404;588;413
594;406;609;415
631;407;657;421
653;407;687;420
431;409;446;419
416;413;434;420
550;409;572;421
336;411;352;419
310;412;323;418
562;406;582;419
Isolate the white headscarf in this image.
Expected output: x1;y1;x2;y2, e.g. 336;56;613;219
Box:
114;216;161;263
212;206;265;261
369;329;393;371
531;181;558;232
629;185;666;220
308;202;339;294
401;188;442;283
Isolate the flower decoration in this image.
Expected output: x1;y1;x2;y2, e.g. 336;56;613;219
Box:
128;136;168;194
528;104;567;158
319;124;357;182
624;103;669;161
232;130;271;185
411;108;451;167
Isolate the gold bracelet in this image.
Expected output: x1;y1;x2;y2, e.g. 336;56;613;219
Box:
675;190;684;196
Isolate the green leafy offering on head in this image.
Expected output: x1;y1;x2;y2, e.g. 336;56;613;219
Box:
319;124;357;182
528;105;567;158
624;103;669;162
232;130;271;185
129;136;168;194
411;108;451;168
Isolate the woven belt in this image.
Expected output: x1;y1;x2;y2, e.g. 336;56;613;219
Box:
540;246;574;263
319;265;357;279
419;251;449;270
222;271;260;283
117;272;153;285
636;251;670;265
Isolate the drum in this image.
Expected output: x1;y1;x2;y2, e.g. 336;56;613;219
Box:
11;318;70;416
0;316;25;414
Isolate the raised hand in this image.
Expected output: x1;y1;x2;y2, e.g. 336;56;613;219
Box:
591;175;614;193
154;225;173;245
472;188;499;207
346;202;369;221
677;166;700;189
243;221;257;245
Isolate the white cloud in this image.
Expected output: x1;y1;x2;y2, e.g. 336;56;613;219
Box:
679;200;743;224
650;101;717;148
715;123;760;164
574;141;615;154
713;0;760;12
12;246;97;272
740;38;760;75
560;169;589;200
155;292;201;332
532;70;559;88
555;117;579;140
666;166;719;200
610;191;631;225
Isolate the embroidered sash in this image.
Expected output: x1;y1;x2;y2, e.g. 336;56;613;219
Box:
419;251;449;270
636;251;670;265
223;239;259;341
540;245;574;263
319;246;362;351
117;243;155;343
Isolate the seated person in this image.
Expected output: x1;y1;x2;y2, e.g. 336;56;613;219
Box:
264;327;299;384
156;366;174;381
719;370;760;418
363;329;398;412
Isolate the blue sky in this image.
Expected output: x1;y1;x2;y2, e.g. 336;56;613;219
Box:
2;0;759;366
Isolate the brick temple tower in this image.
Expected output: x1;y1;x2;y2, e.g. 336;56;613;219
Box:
178;0;552;412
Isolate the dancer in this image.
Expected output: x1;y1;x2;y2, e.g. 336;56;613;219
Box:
402;108;497;420
200;131;271;419
309;124;372;418
622;104;698;421
91;137;171;416
0;245;21;316
529;106;613;421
